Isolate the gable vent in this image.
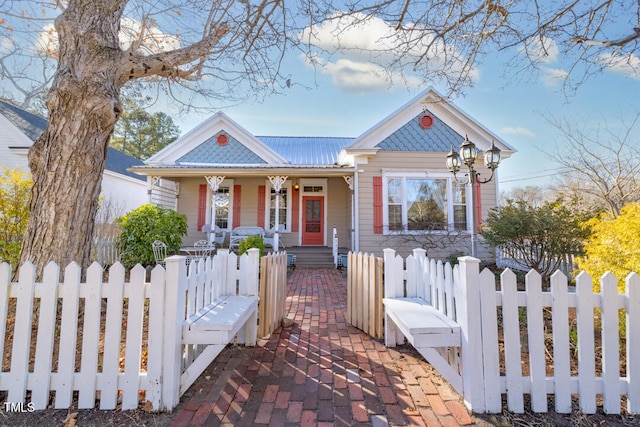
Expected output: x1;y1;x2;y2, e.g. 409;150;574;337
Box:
216;133;229;146
419;114;434;129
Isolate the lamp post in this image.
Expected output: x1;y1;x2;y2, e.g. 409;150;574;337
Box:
446;135;501;258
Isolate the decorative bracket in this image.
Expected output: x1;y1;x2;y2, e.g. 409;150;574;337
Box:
268;175;288;193
205;175;226;192
343;175;354;191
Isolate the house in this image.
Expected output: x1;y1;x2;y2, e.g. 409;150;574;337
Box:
131;88;515;259
0;100;147;219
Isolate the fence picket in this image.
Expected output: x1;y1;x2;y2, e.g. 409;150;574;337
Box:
479;268;501;413
0;263;10;382
550;271;571;413
628;273;640;414
576;272;597;413
78;262;103;409
31;262;60;409
100;262;125;410
8;262;36;404
122;265;146;410
54;262;82;408
525;270;547;412
146;265;166;410
601;273;620;414
501;269;524;412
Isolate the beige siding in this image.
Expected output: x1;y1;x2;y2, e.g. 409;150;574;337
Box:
326;177;352;250
356;151;498;261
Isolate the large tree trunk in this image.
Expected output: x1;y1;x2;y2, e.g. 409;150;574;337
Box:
20;1;124;273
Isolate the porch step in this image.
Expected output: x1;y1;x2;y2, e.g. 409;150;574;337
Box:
284;246;344;269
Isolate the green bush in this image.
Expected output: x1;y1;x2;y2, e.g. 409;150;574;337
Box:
116;204;187;268
238;235;265;259
0;167;31;269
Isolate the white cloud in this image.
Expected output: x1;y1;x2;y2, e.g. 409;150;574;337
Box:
299;12;478;93
34;19;180;57
598;52;640;79
0;36;13;54
521;36;559;64
501;126;535;137
540;67;569;86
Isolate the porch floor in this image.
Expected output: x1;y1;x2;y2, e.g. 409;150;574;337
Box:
170;268;481;427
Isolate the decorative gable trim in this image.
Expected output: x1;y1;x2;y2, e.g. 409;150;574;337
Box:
147;111;287;165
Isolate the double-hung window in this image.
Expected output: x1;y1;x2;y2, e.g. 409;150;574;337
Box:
383;174;468;233
265;182;292;232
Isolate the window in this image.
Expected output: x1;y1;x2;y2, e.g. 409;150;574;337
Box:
265;182;292;231
213;187;230;230
383;175;467;233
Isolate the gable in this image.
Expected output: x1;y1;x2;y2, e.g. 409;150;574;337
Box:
375;109;462;152
177;130;267;164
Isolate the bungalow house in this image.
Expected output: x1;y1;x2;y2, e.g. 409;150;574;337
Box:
131;88;515;259
0;100;147;219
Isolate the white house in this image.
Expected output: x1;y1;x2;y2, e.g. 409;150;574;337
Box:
0;100;147;219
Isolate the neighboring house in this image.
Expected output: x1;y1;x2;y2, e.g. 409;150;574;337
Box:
0;100;147;219
132;88;515;259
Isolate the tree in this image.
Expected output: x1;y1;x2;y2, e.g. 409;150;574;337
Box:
548;112;640;217
111;109;180;160
0;168;32;269
2;1;637;272
482;199;591;281
576;203;640;292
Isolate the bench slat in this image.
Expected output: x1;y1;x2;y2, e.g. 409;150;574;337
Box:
384;297;459;334
182;296;258;345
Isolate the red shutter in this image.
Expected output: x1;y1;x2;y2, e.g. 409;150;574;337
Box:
474;182;482;231
233;185;241;227
373;176;383;234
197;184;207;231
291;188;299;232
257;185;266;228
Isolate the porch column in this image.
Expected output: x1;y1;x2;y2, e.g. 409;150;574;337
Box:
343;175;355;251
268;175;288;251
205;176;225;231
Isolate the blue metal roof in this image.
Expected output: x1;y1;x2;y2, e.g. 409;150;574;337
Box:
257;136;353;165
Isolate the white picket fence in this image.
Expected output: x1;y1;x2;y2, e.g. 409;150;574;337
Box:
0;249;260;412
382;248;640;414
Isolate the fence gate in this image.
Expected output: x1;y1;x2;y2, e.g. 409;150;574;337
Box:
346;251;384;339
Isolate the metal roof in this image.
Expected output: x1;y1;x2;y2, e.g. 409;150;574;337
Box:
257;136;354;165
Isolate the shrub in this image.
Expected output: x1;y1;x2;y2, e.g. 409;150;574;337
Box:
238;235;265;258
0;167;31;268
116;204;187;268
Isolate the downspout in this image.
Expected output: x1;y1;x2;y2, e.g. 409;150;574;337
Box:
354;162;360;252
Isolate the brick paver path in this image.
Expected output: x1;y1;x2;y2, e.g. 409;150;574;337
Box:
171;268;478;426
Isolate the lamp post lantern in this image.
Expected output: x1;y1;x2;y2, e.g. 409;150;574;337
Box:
446;136;501;258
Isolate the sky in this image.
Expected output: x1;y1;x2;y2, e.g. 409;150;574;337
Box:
163;28;640;196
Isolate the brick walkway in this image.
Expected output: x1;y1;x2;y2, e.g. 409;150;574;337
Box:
171;268;479;426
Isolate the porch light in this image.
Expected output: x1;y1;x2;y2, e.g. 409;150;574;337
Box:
446;136;501;258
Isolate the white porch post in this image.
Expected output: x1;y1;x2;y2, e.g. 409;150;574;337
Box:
205;176;225;233
268;175;287;251
343;175;355;251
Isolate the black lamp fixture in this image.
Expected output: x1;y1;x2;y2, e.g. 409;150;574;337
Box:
446;135;501;257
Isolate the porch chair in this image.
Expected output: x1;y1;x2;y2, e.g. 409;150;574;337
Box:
203;224;227;248
264;224;286;250
193;239;214;258
152;240;167;266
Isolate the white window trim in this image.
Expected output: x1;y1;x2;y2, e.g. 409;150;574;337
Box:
264;180;292;232
207;178;234;231
381;172;470;235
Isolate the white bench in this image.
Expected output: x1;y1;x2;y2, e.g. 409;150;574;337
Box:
229;226;265;249
183;295;258;345
384;296;462;392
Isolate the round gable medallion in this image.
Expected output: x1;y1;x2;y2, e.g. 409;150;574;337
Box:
216;133;229;146
419;114;434;129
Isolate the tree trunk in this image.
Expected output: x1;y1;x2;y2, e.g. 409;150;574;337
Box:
19;0;124;273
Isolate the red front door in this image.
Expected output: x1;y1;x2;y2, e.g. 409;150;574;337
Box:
302;196;324;245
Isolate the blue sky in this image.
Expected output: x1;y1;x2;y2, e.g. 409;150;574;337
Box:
168;34;639;195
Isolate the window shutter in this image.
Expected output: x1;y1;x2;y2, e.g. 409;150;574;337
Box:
373;176;383;234
257;185;266;228
474;182;482;231
233;185;241;227
197;184;207;231
291;189;299;232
